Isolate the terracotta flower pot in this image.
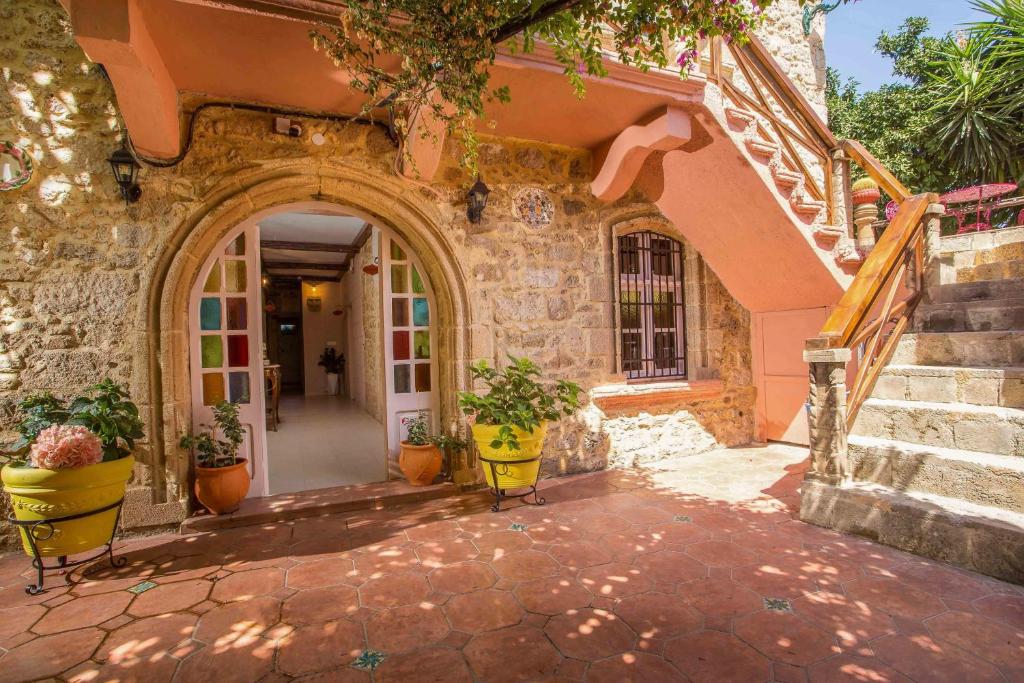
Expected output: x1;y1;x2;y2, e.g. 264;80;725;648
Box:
399;442;442;486
195;459;250;515
851;187;881;206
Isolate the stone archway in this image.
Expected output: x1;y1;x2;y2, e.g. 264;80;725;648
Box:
142;163;473;514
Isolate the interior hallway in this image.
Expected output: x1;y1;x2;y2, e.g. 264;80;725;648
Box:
266;394;387;495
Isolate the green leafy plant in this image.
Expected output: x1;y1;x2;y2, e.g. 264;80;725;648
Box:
458;356;580;451
3;380;144;465
404;413;432;446
318;347;344;374
180;401;245;469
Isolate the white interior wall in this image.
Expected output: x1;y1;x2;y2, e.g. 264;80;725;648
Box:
301;280;346;396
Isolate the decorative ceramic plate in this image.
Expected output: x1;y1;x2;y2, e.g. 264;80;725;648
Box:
0;142;33;191
513;187;554;229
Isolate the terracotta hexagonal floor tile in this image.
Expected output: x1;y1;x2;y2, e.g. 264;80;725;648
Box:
404;519;462;543
444;588;525;633
890;561;995;601
491;549;559;582
731;561;824;600
428;561;496;594
646;521;710;547
614;593;702;640
842;577;946;621
285;557;358;590
578;562;652;599
456;512;513;537
374;645;474;683
514;576;592;615
128;578;211;617
664;629;771;683
573;511;632;535
792;590;896;648
416;538;479;568
33;591;132;634
176;634;277;681
734;610;838;666
472;530;533;561
632;550;706;585
282;583;360;624
973;592;1024;630
677;577;767;618
599;531;662;560
807;654;912;683
194;595;281;646
684;541;759;568
925;610;1024;679
547;540;613;571
586;652;689;682
0;604;44;646
66;655;180;683
525;520;581;545
358;571;431;610
0;627;105;682
98;612;197;663
292;667;371;683
352;545;421;577
464;625;561;681
276;619;366;676
872;633;1005;683
615;504;675;527
149;554;220;584
364;602;450;653
209;567;285;602
545;607;635;661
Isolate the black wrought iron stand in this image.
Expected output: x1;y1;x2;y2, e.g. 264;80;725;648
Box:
7;498;126;595
480;456;546;512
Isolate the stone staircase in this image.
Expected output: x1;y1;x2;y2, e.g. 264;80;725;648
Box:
846;228;1024;582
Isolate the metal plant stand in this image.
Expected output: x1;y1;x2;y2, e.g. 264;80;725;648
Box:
480;455;546;512
7;498;126;595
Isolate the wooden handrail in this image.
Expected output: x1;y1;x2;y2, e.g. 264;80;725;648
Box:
839;139;911;203
808;194;937;350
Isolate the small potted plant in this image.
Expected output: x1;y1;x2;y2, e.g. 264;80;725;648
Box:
399;414;443;486
180;401;249;514
318;347;344;395
458;356;580;504
1;380;144;562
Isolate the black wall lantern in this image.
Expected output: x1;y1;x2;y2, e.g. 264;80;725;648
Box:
108;143;142;204
466;176;490;223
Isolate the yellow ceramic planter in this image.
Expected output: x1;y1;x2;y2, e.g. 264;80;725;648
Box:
472;422;547;490
2;455;134;558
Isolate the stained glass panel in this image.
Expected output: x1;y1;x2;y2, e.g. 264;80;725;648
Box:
201;336;223;368
413;330;430;359
390;240;406;261
415;363;431;392
412;298;429;327
411;265;425;293
391;298;409;327
203;263;221;292
200;298;221;331
226;298;247;330
225;233;246;256
390;264;408;294
227;335;249;367
229;371;251;404
225;260;247;293
394;364;411;394
393;331;410;361
202;373;225;406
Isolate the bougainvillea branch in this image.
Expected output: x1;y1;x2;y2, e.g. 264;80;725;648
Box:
311;1;816;169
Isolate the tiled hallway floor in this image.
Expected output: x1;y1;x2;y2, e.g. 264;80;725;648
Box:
1;445;1022;682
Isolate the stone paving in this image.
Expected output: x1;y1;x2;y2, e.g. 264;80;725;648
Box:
0;445;1022;682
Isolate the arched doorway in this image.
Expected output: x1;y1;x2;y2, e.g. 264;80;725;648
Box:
185;201;443;498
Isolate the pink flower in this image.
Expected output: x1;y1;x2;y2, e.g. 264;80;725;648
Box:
29;425;104;470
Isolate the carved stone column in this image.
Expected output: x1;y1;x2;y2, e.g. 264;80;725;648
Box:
803;347;852;485
851;178;881;253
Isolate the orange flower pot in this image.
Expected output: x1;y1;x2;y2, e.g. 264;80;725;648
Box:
399;443;442;486
194;459;250;515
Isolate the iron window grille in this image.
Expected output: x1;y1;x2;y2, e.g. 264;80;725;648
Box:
617;231;687;380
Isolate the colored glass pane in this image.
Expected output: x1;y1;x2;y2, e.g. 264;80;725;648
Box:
411;265;425;293
415;363;431;392
225;260;246;292
227;335;249;367
394;364;411;394
390;264;408;293
414;330;430;359
199;297;221;330
412;298;429;326
203;262;221;292
229;372;251;404
225;233;246;256
653;291;675;328
392;331;410;360
391;298;409;327
390;240;406;261
202;373;225;406
201;336;223;368
226;298;247;330
620;290;641;329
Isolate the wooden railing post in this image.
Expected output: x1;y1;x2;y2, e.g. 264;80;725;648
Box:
803;347;852;485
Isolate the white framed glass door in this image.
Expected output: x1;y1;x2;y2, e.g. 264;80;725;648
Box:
188;224;269;498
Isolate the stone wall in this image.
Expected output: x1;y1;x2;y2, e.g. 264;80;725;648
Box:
357;234;384;424
0;0;815;538
757;0;829;117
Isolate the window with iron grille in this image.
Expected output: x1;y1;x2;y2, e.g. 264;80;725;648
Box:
617;231;686;380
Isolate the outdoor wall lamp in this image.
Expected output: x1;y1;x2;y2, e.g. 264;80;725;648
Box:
107;143;142;203
466;176;490;223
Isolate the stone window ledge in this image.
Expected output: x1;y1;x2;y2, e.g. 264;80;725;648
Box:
591;379;725;413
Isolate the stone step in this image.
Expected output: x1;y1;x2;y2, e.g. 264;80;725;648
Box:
914;298;1024;333
926;278;1024;304
874;365;1024;408
801;478;1024;583
852;398;1024;456
956;259;1024;284
892;330;1024;367
849;435;1024;514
